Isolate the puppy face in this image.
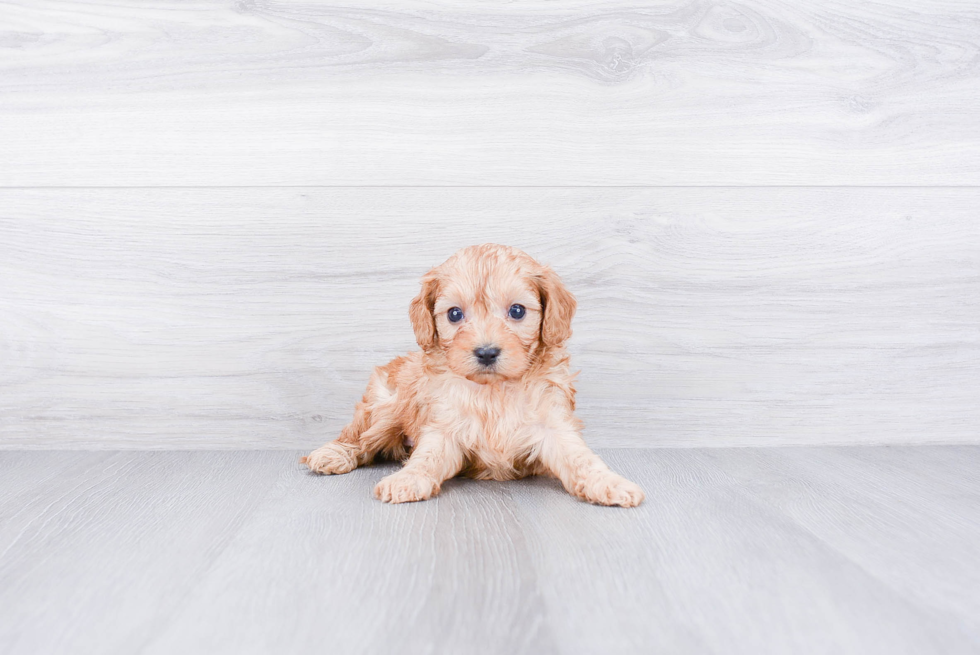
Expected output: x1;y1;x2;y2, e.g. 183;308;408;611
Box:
410;244;576;384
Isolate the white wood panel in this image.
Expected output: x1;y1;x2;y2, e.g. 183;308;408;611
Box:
1;187;977;448
1;0;978;186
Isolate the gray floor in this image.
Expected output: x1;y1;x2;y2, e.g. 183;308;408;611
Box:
1;447;978;654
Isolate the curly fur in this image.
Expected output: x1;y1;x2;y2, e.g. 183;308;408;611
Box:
302;244;644;507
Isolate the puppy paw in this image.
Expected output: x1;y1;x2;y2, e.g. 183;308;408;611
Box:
580;473;645;507
374;469;439;504
302;443;356;475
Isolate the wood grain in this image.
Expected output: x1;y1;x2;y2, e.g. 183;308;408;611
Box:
2;187;978;448
710;446;980;638
0;451;288;654
1;0;978;185
512;448;980;654
1;448;978;654
142;463;555;655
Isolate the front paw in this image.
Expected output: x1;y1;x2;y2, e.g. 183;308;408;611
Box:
302;443;356;475
374;469;439;504
580;473;645;507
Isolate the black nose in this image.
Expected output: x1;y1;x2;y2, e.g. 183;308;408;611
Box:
474;346;501;367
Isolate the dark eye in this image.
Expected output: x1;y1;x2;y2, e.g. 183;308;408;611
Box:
447;307;464;323
508;304;526;320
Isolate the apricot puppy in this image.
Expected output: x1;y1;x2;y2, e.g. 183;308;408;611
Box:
302;244;644;507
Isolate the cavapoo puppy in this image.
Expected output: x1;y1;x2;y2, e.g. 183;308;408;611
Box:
302;244;644;507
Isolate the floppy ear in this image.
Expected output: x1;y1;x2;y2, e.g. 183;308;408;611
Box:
409;268;440;350
536;265;577;349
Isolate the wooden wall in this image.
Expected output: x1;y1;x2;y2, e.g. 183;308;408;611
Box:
1;0;978;448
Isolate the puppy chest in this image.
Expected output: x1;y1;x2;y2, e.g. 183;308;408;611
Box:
453;388;541;453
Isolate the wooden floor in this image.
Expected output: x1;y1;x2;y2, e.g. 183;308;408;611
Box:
2;447;978;655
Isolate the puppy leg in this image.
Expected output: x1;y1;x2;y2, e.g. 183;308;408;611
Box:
303;409;401;475
538;428;644;507
374;429;464;504
303;369;402;475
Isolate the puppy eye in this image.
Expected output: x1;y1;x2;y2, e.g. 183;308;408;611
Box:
447;307;464;323
508;304;526;320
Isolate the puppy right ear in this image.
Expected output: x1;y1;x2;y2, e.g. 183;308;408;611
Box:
536;264;577;349
409;268;440;351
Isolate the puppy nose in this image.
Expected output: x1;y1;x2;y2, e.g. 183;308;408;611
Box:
473;346;501;366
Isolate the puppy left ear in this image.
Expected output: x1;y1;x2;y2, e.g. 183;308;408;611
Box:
536;264;577;349
409;268;440;351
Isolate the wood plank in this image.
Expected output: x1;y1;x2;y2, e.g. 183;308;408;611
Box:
840;445;980;494
1;449;979;654
2;187;978;448
0;451;116;555
511;449;980;654
707;446;980;638
0;451;287;655
1;0;978;185
141;461;555;655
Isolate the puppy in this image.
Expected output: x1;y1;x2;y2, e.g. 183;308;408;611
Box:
302;244;644;507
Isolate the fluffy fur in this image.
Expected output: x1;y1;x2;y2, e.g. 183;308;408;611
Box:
302;244;644;507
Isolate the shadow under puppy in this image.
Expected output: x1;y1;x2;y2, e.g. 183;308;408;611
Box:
303;244;644;507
